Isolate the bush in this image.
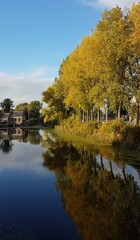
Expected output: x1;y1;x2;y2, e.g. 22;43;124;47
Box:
56;118;140;149
56;116;97;137
120;126;140;149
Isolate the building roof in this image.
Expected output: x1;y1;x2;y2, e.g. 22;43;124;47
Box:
0;111;24;119
0;113;10;118
11;111;24;117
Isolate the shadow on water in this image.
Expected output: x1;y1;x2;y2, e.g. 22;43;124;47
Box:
42;131;140;240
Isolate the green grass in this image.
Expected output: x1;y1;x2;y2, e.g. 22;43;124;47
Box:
55;129;112;147
56;118;140;150
55;129;140;161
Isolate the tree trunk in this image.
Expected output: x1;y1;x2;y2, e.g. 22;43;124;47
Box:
87;109;89;122
100;155;104;170
122;166;127;183
80;109;82;122
82;110;85;123
59;112;61;123
91;105;93;121
109;161;114;178
136;101;139;126
118;106;121;120
62;111;64;120
94;156;97;175
97;108;100;122
105;105;108;122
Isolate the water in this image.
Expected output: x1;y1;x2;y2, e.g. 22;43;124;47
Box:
0;128;140;240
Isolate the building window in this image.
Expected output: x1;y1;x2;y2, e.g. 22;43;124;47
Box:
18;118;20;122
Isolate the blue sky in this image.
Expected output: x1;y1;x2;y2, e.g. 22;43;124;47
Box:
0;0;139;106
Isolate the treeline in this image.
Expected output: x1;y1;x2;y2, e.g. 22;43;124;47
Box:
42;4;140;126
15;101;42;123
0;98;42;124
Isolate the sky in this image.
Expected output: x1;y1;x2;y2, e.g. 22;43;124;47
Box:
0;0;139;106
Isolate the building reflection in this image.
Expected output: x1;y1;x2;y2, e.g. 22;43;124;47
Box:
0;128;28;141
0;129;43;153
0;129;29;153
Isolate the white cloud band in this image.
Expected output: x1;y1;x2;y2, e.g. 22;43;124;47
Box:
0;66;58;107
78;0;140;9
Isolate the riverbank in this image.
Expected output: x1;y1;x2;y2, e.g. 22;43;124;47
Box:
55;130;140;162
55;117;140;151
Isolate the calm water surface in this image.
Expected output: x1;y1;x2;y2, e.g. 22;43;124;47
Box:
0;128;140;240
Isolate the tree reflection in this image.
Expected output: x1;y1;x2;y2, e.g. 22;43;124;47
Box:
42;132;140;240
28;130;42;145
0;139;13;153
62;161;140;240
0;129;43;153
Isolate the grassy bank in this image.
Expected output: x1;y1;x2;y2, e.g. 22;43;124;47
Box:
55;130;140;161
55;117;140;150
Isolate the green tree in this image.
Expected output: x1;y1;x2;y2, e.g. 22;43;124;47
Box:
0;98;14;113
28;100;42;123
15;102;28;112
41;4;140;126
42;74;66;124
128;3;140;125
28;130;42;145
94;6;131;119
61;37;97;122
15;102;29;118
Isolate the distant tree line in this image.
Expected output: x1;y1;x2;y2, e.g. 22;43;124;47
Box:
42;4;140;126
15;101;42;123
0;98;42;124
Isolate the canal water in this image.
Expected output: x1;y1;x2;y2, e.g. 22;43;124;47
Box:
0;128;140;240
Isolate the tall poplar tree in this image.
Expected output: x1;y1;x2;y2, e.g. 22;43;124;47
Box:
94;6;131;119
128;3;140;125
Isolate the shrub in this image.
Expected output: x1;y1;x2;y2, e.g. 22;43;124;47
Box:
56;118;140;149
56;116;97;137
120;126;140;149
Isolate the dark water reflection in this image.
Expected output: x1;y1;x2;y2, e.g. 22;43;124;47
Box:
0;129;140;239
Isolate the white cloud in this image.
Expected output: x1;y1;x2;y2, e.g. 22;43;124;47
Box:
0;66;58;107
78;0;140;9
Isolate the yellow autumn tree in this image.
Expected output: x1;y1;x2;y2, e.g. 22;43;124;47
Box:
128;3;140;125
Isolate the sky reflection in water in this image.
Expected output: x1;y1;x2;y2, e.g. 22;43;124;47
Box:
0;129;80;240
0;128;140;240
